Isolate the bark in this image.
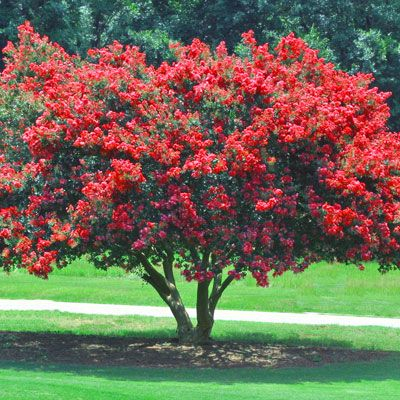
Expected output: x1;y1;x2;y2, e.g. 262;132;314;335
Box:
195;280;214;343
137;252;235;344
138;253;194;341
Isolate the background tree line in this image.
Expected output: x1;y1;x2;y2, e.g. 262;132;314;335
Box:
1;0;400;129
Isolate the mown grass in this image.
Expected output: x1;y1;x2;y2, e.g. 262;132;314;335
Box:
0;312;399;400
0;311;399;351
1;356;400;400
1;261;399;400
1;258;400;317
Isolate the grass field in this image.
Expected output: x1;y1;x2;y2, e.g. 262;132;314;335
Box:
1;356;399;400
0;311;400;351
0;258;400;317
0;311;399;400
1;260;399;399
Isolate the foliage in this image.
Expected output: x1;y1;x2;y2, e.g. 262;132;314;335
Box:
0;0;84;60
3;1;400;129
127;29;177;65
1;23;400;341
150;0;400;129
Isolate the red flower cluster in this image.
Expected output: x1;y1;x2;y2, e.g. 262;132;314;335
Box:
0;22;399;284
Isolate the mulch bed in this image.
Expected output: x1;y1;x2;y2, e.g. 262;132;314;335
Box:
0;331;392;369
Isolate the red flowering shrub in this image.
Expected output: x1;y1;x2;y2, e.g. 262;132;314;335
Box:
1;23;400;342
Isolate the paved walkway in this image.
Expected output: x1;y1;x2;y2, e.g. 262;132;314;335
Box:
1;299;400;328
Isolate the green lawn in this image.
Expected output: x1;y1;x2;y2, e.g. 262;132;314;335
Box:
0;311;399;400
1;259;400;317
1;260;400;400
0;311;399;351
1;356;399;400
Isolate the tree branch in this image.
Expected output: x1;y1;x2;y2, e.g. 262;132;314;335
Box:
138;252;193;334
209;274;235;315
161;243;176;286
209;270;222;303
201;248;211;270
183;238;200;264
137;253;170;299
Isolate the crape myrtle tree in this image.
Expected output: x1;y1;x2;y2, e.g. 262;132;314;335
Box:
1;23;400;343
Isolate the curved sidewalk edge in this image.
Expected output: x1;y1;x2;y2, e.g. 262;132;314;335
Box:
0;299;399;328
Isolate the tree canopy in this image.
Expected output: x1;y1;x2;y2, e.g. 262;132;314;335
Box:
2;1;400;127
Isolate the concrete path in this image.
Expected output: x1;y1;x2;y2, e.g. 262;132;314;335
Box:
1;299;400;328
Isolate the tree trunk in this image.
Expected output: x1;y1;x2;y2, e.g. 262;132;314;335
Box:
175;274;235;344
169;300;195;342
193;280;214;343
168;274;234;344
169;281;214;344
138;252;234;344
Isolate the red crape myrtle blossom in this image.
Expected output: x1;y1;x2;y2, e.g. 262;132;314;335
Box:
1;23;400;343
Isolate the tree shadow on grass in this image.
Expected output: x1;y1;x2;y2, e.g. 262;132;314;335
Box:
213;322;400;351
0;330;399;385
0;356;399;386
